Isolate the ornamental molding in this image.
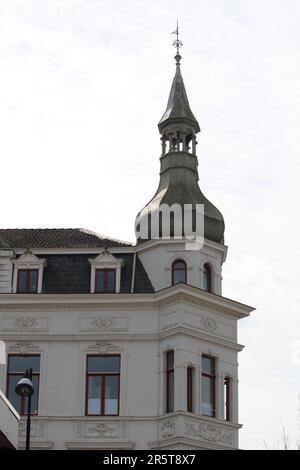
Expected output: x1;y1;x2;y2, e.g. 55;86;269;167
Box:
1;328;243;352
160;420;176;439
74;420;128;439
19;419;47;439
185;421;235;445
0;292;251;319
88;423;117;438
202;317;217;333
87;341;121;354
1;316;50;332
0;302;157;311
78;315;128;332
90;316;112;330
7;340;40;353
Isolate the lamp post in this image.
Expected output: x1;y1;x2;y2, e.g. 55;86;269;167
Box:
15;368;34;451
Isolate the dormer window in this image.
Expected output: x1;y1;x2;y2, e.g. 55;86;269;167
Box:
95;269;116;293
12;251;45;294
89;250;123;294
172;259;187;285
17;269;38;293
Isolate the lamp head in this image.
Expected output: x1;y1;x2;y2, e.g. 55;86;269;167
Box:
15;370;34;397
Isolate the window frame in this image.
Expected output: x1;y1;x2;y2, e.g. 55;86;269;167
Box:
165;350;174;413
85;354;121;416
171;259;187;286
94;269;116;294
6;354;40;415
17;269;39;294
201;355;216;418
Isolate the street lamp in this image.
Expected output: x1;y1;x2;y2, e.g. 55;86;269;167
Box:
15;368;34;451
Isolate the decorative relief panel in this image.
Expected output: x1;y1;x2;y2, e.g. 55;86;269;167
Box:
201;317;217;334
161;310;235;340
7;341;40;354
74;421;127;440
78;316;128;332
1;316;50;332
160;420;175;439
87;341;121;354
185;421;235;446
19;420;47;439
161;311;219;335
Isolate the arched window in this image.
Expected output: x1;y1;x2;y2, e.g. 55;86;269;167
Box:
203;263;212;292
172;259;187;285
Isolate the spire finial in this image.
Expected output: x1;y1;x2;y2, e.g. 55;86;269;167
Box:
172;20;183;65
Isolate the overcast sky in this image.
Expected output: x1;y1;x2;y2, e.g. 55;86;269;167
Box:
1;0;300;449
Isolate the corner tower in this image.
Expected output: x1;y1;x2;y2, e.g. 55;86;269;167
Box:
136;26;224;244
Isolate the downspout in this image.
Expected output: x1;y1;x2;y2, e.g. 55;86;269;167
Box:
130;252;137;293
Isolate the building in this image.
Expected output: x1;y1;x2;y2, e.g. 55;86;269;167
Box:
0;36;254;450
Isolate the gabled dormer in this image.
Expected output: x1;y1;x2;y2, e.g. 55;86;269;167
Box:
89;250;123;294
12;251;46;294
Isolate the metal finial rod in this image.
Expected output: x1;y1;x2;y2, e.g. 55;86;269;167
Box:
171;20;183;57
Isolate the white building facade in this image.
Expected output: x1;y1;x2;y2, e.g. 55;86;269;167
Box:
0;43;253;450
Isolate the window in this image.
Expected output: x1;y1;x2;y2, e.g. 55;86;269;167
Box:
172;260;187;285
86;355;120;416
12;252;45;294
224;376;231;421
95;269;116;293
6;355;40;415
187;366;194;412
17;269;38;293
166;350;174;413
203;263;212;292
201;355;215;417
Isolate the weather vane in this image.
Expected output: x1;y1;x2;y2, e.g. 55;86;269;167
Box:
171;20;183;56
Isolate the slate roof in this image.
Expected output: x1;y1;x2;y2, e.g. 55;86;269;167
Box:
0;235;10;248
41;254;154;294
0;229;131;249
0;229;154;294
158;61;200;133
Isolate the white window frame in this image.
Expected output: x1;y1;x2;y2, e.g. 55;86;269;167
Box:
89;250;123;294
12;251;45;294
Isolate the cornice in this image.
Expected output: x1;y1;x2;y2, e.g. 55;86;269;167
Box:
1;327;244;351
0;285;254;319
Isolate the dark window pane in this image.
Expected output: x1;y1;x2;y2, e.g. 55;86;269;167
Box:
174;270;186;284
29;375;39;415
174;261;186;270
167;370;174;412
203;264;212;292
87;356;120;374
166;351;174;370
203;272;209;291
95;271;104;292
202;356;214;375
202;376;214;416
224;377;230;421
9;356;40;373
172;260;187;285
18;271;27;292
87;376;101;415
7;375;21;413
187;367;193;412
107;271;115;292
104;376;119;415
29;271;38;292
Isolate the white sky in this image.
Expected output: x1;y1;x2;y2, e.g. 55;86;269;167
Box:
1;0;300;449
